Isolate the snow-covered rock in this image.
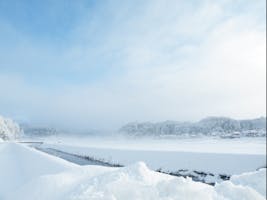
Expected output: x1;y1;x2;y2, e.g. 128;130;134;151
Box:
0;115;22;140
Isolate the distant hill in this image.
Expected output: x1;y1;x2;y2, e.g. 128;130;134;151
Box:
20;124;58;137
119;117;266;138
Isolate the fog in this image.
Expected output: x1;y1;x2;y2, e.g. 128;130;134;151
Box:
0;0;265;130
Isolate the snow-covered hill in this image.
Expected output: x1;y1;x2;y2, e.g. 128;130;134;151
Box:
120;117;266;138
0;115;22;141
20;124;58;137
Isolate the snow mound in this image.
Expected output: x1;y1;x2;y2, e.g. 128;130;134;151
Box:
215;181;265;200
0;142;78;198
0;115;22;140
118;161;165;183
214;168;266;200
1;143;266;200
68;162;220;200
229;168;266;196
69;162;266;200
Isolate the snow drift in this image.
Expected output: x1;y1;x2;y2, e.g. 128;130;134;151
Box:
0;143;265;200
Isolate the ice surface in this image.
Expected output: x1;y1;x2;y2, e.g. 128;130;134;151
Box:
38;136;266;155
40;142;266;175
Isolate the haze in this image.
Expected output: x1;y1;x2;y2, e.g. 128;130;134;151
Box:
0;0;266;130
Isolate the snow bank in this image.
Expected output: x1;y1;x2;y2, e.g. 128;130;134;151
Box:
229;168;266;197
67;162;220;200
65;164;266;200
0;115;22;140
215;181;265;200
0;143;265;200
0;142;78;198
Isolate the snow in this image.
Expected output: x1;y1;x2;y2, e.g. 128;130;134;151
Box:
230;169;266;197
67;162;220;200
45;143;265;175
39;137;266;175
0;142;78;198
38;136;266;155
0;142;266;200
215;181;265;200
0;115;22;140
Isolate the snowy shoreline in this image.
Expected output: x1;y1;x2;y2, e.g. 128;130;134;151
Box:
34;145;232;185
0;142;266;200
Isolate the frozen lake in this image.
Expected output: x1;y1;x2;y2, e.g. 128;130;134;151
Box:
27;136;266;178
34;135;266;154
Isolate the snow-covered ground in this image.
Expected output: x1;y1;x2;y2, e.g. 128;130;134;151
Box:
32;136;266;175
0;142;266;200
36;136;266;155
23;135;266;185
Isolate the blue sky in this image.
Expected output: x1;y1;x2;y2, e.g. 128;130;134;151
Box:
0;0;266;130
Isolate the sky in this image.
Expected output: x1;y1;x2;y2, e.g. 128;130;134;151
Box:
0;0;266;130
